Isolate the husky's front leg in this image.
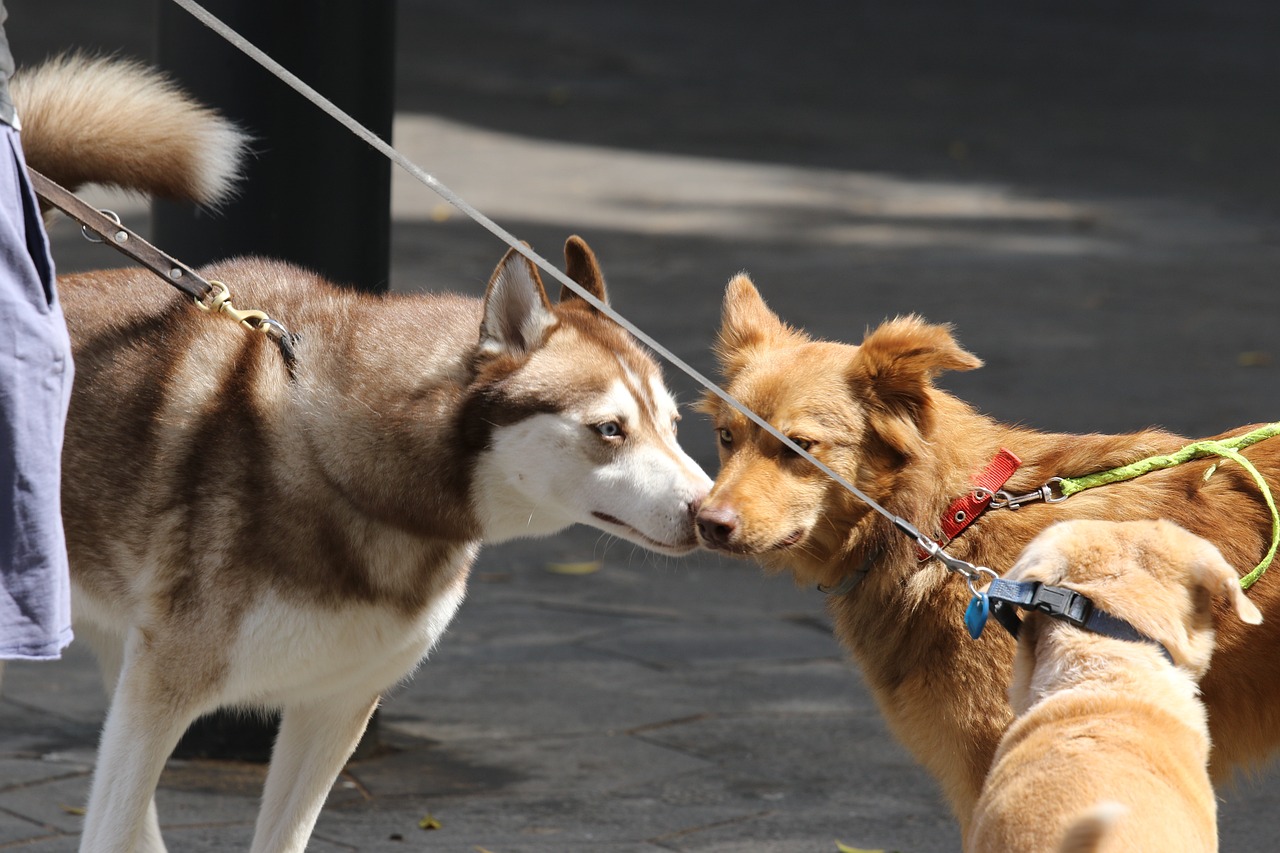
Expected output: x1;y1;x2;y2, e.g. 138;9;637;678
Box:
76;620;168;850
250;695;380;853
80;631;207;853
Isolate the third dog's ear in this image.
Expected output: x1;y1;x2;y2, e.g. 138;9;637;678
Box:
713;274;807;379
479;246;557;357
560;235;609;307
1194;542;1264;626
1004;526;1070;587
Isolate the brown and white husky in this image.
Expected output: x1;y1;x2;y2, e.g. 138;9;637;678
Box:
15;56;710;853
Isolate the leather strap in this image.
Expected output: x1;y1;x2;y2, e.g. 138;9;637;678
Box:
30;167;299;374
918;448;1021;561
29;168;216;302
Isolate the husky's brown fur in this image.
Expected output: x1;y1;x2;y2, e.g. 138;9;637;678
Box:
20;56;710;853
696;275;1280;840
968;520;1262;853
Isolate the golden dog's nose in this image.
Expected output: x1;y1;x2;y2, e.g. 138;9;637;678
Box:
696;505;739;550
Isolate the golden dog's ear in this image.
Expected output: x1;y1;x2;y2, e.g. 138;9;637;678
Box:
559;235;609;308
852;315;982;394
712;274;807;379
846;316;981;456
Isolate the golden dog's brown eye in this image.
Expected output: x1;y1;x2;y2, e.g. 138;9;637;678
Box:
790;437;814;453
717;428;733;446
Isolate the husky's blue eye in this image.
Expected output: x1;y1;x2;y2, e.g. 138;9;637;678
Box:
595;421;624;439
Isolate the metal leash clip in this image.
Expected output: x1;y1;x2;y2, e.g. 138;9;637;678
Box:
195;280;282;333
910;527;993;583
984;477;1068;510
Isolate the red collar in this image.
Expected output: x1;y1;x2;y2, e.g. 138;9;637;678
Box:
917;448;1021;562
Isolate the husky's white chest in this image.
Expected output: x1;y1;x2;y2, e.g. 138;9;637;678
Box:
222;552;475;707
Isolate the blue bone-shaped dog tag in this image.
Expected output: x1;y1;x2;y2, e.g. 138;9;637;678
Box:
965;593;990;639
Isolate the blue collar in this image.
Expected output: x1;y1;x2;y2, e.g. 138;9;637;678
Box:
985;579;1175;665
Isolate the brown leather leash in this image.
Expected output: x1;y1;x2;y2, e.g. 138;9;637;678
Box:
29;167;298;371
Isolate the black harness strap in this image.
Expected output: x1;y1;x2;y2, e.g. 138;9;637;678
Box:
986;578;1175;664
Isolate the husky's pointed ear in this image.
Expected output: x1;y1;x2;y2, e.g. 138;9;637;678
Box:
847;315;981;456
479;246;557;357
713;274;807;379
559;235;609;308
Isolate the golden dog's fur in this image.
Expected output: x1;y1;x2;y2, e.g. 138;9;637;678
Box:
967;519;1262;853
696;275;1280;840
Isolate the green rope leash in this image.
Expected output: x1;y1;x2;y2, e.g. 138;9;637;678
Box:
1058;422;1280;589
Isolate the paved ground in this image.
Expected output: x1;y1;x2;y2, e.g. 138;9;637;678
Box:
4;1;1280;850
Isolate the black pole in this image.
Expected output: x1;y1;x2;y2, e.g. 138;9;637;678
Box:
155;0;396;761
153;0;394;289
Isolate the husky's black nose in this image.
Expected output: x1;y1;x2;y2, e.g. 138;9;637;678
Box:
696;505;738;550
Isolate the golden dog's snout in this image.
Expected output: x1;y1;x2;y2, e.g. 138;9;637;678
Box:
696;504;739;549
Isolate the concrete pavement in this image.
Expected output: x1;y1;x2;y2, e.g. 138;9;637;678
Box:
5;1;1280;850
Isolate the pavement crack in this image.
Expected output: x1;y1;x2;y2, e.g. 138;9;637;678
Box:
532;599;686;621
0;768;91;795
645;809;775;847
623;713;715;736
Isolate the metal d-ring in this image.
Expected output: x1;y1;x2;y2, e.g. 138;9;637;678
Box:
81;209;122;244
965;566;998;598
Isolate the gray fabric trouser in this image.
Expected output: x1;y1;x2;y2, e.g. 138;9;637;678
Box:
0;121;73;660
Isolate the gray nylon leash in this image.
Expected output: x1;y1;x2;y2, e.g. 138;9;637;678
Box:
167;0;980;580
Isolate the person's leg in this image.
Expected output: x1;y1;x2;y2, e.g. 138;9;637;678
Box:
0;123;73;662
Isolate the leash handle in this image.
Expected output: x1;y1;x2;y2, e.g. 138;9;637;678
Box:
29;168;215;303
31;169;299;375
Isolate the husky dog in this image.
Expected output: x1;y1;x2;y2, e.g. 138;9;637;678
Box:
15;56;710;853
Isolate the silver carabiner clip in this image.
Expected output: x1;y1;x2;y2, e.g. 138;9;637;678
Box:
992;477;1067;510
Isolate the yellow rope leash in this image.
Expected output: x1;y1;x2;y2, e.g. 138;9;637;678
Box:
1057;422;1280;588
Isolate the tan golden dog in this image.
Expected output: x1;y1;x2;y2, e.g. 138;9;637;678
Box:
967;519;1262;853
695;275;1280;841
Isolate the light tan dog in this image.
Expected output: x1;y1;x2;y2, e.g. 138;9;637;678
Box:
967;519;1262;853
695;276;1280;841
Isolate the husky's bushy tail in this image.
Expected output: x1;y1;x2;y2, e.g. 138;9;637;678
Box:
11;53;248;206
